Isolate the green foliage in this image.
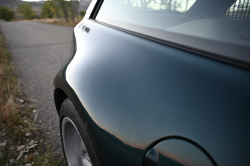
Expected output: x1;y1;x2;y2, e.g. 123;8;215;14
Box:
41;1;56;18
0;7;15;21
41;0;81;22
80;10;86;17
52;0;80;22
17;4;35;20
56;0;70;22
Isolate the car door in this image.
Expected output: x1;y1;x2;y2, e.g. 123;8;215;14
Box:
62;0;250;165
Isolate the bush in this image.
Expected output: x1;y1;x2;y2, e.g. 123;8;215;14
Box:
17;4;35;20
0;7;15;21
34;14;41;19
41;1;56;18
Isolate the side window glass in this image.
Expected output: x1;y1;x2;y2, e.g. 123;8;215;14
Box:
96;0;250;64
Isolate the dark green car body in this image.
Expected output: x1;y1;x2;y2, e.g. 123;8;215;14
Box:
54;0;250;165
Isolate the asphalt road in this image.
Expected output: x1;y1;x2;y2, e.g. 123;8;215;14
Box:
0;21;74;155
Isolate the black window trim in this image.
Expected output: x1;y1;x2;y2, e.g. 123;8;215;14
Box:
89;0;104;19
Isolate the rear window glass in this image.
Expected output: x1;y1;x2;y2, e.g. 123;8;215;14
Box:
96;0;250;64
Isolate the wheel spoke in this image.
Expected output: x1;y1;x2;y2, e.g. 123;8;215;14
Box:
62;117;92;166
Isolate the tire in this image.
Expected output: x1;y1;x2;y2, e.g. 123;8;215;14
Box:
60;98;101;166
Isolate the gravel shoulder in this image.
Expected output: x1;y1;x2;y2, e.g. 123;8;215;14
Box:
0;21;74;155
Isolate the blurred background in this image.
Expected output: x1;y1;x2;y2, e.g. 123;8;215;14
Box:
0;0;91;26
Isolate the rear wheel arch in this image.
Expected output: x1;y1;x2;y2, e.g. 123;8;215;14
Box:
54;87;107;165
54;88;68;115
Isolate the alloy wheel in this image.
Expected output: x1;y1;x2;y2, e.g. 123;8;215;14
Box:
62;117;92;166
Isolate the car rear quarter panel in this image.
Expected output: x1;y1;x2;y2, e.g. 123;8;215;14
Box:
54;19;250;166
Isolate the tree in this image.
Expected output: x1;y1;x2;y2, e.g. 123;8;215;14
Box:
70;0;76;23
17;4;35;20
47;0;80;22
71;0;80;20
41;1;56;18
124;0;183;11
0;7;15;21
53;0;69;22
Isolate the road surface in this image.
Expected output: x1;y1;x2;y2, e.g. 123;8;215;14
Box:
0;21;74;155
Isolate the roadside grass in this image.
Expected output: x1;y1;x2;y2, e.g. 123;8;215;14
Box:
0;29;64;165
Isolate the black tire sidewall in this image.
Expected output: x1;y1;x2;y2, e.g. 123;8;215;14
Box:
59;98;101;166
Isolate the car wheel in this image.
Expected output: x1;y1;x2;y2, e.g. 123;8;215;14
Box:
60;98;100;166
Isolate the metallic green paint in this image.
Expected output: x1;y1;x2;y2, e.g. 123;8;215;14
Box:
54;19;250;166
